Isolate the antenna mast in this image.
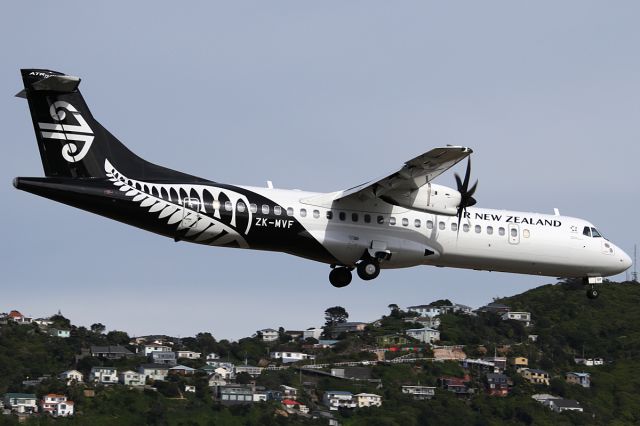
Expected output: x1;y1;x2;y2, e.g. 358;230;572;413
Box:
632;244;638;283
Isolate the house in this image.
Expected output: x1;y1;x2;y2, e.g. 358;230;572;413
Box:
566;372;591;388
208;373;227;387
3;393;38;414
323;391;356;410
265;389;283;401
280;385;298;399
169;365;196;376
354;393;382;407
439;304;474;315
407;305;442;317
139;364;170;382
401;385;436;400
214;366;235;380
520;368;550;385
439;376;473;396
501;311;531;327
282;399;301;411
574;357;604;366
185;385;196;393
58;370;83;385
48;328;70;338
331;322;368;335
485;373;511;397
316;340;339;348
303;327;323;340
476;302;510;314
40;394;74;417
33;317;54;328
405;316;441;329
257;328;279;342
405;327;440;344
216;384;255;405
22;375;50;387
253;391;268;402
270;351;316;363
89;367;118;384
235;365;264;377
119;370;146;386
331;367;372;380
284;330;304;340
7;310;33;324
510;357;529;368
144;343;172;356
151;351;177;366
176;350;201;359
531;393;560;404
90;345;134;359
528;334;539;342
376;334;409;347
547;399;584;413
483;356;507;371
206;352;220;361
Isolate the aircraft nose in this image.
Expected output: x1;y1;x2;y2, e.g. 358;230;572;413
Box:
620;249;633;271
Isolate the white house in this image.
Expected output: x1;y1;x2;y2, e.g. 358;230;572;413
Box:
138;364;169;382
402;385;436;400
58;370;83;385
144;344;172;356
48;328;71;338
176;350;201;359
548;399;584;413
206;353;220;361
234;365;264;377
185;385;196;393
3;393;38;414
89;367;118;384
151;351;177;366
323;391;356;410
405;327;440;343
253;392;268;402
270;351;316;363
280;385;298;399
354;393;382;407
407;305;442;317
208;373;227;387
119;370;146;386
406;316;441;329
501;311;532;327
33;317;54;328
41;394;74;417
303;327;323;340
257;328;279;342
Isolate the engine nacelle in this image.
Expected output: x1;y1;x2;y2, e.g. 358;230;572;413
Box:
382;183;460;216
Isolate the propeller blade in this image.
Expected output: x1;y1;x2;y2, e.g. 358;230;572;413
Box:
467;180;478;198
455;173;463;191
462;158;471;190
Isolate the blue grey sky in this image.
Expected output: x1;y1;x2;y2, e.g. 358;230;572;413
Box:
2;2;638;340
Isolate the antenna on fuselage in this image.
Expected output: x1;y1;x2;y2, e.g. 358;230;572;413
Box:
632;244;638;283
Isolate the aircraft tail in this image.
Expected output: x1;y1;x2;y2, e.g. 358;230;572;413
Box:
17;69;200;181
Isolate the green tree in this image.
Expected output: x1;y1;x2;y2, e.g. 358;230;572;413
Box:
91;323;106;334
324;306;349;327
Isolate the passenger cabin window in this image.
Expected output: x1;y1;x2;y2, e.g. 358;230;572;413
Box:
439;222;445;230
591;227;602;238
583;226;591;237
286;207;294;216
487;226;493;235
224;201;233;212
274;206;282;216
402;218;409;227
463;224;470;232
475;225;481;234
415;219;421;228
499;227;505;236
250;203;257;213
352;213;358;222
326;211;333;220
427;220;433;229
523;229;530;238
313;210;320;219
237;201;246;213
451;223;457;231
511;228;518;237
377;215;384;224
364;214;371;223
339;212;346;221
261;204;269;214
390;217;397;225
300;208;307;217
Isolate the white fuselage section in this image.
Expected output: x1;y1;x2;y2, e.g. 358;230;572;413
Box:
241;185;631;278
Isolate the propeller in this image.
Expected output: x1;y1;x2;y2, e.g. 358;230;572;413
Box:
454;157;478;234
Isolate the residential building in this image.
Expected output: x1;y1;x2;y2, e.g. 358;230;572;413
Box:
119;370;145;386
3;393;38;414
407;305;442;317
439;376;473;396
58;370;83;385
501;311;532;327
257;328;279;342
531;394;560;404
486;373;511;397
528;334;539;342
405;316;441;329
323;391;356;410
303;327;323;340
216;384;255;405
282;399;303;411
169;365;196;376
439;304;474;315
280;385;298;399
270;351;316;363
483;356;507;371
206;352;220;361
510;357;529;368
376;334;409;347
253;391;268;402
521;368;550;385
144;344;172;356
235;365;264;377
90;345;134;359
185;385;196;393
7;310;33;324
331;367;372;380
151;351;177;366
40;394;74;417
214;366;235;380
476;302;510;314
331;321;368;335
176;350;201;359
547;399;584;413
208;373;227;387
89;367;118;384
316;340;339;348
405;327;440;344
266;389;283;401
138;364;169;382
48;328;70;338
566;372;591;388
402;385;436;400
574;357;604;366
284;330;303;340
33;317;54;328
354;393;382;407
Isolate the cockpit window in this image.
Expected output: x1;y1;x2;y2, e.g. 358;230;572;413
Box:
591;227;602;238
583;226;591;237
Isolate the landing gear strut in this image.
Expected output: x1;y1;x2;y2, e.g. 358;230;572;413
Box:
586;286;599;299
329;267;352;288
584;276;602;299
357;259;380;281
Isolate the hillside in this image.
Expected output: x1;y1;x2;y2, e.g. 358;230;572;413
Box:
0;280;639;425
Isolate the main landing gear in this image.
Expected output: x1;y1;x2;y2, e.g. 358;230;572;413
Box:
329;267;352;288
329;252;387;288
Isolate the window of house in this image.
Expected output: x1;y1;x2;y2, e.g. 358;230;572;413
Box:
475;225;481;233
463;223;470;232
300;208;307;217
402;218;409;226
390;217;397;225
364;214;371;223
339;212;346;221
249;203;257;213
499;227;505;236
352;213;358;222
487;226;493;235
326;211;333;220
286;207;294;216
274;206;282;215
313;210;320;219
439;222;445;230
237;201;246;213
415;219;421;227
427;220;433;229
261;204;269;214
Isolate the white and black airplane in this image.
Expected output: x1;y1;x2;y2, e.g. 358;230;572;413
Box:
14;69;632;298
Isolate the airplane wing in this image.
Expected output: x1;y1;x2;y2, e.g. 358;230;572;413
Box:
304;146;472;205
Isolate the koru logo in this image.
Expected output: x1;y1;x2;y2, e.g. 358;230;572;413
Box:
38;101;94;163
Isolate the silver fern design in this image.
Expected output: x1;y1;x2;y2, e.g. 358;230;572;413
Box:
105;159;251;248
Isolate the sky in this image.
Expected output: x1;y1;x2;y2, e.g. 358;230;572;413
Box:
1;1;639;340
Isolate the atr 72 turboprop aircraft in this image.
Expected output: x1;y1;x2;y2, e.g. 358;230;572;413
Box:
14;69;632;298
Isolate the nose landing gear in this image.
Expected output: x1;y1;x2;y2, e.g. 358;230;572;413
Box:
586;286;599;299
584;276;603;299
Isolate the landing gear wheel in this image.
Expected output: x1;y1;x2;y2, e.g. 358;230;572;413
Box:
586;287;599;299
329;267;352;288
357;260;380;281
